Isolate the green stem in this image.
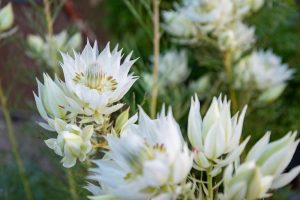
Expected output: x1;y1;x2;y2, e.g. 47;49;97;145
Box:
65;168;78;200
207;168;213;200
224;51;238;112
150;0;160;118
0;86;33;200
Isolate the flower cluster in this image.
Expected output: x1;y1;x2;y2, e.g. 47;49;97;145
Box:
27;30;82;69
234;50;294;102
163;0;263;59
34;41;137;167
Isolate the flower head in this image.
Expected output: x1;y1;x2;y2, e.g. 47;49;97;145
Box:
220;162;273;200
61;41;137;115
45;118;94;168
86;107;193;200
234;50;294;102
246;131;300;189
188;95;249;173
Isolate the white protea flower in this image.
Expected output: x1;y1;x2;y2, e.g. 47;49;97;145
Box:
0;3;14;32
60;41;137;117
86;107;193;200
45;118;93;168
234;50;294;102
246;131;300;189
220;162;273;200
27;30;82;68
183;0;234;34
188;95;249;174
162;9;197;39
34;73;69;130
217;22;256;59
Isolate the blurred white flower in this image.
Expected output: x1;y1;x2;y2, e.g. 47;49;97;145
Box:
45;118;94;168
188;95;249;173
0;3;14;32
27;31;82;68
246;131;300;189
235;0;265;18
183;0;234;34
144;50;190;91
86;107;193;200
162;9;197;38
234;50;294;102
60;41;137;117
189;75;210;97
217;22;256;59
220;162;273;200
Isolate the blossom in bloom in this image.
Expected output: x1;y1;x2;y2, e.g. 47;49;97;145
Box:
86;107;193;200
45;118;94;168
234;50;294;102
188;95;249;174
217;22;256;59
162;9;197;39
182;0;234;34
0;3;14;32
246;131;300;189
27;30;82;68
220;162;273;200
60;41;137;117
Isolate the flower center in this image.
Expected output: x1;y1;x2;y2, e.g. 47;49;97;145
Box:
73;70;118;93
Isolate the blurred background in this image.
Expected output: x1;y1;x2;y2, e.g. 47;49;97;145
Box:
0;0;300;199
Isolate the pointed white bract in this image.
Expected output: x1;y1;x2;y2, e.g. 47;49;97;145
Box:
45;118;94;168
86;107;193;200
234;50;294;102
246;131;300;189
61;41;137;115
220;162;273;200
188;94;249;173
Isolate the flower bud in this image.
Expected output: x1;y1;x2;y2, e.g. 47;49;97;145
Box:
0;3;14;32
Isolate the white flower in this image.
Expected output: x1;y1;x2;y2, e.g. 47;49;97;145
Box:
235;0;265;18
27;31;82;68
217;22;256;59
183;0;234;34
162;10;197;38
144;50;190;91
34;73;69;130
0;3;14;32
60;41;137;116
234;50;294;101
246;131;300;189
45;118;94;168
188;95;249;173
86;107;193;200
220;162;273;200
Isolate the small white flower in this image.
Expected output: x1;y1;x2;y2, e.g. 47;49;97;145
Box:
162;9;197;38
234;50;294;101
0;3;14;32
86;107;193;200
27;31;82;68
60;41;137;117
45;118;94;168
188;94;249;173
220;162;273;200
217;22;256;59
246;131;300;189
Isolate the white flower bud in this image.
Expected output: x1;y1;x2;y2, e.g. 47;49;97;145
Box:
0;3;14;32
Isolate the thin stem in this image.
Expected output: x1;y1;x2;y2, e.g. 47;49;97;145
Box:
224;51;238;112
207;168;213;200
150;0;160;118
43;0;60;76
65;169;78;200
0;85;33;200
